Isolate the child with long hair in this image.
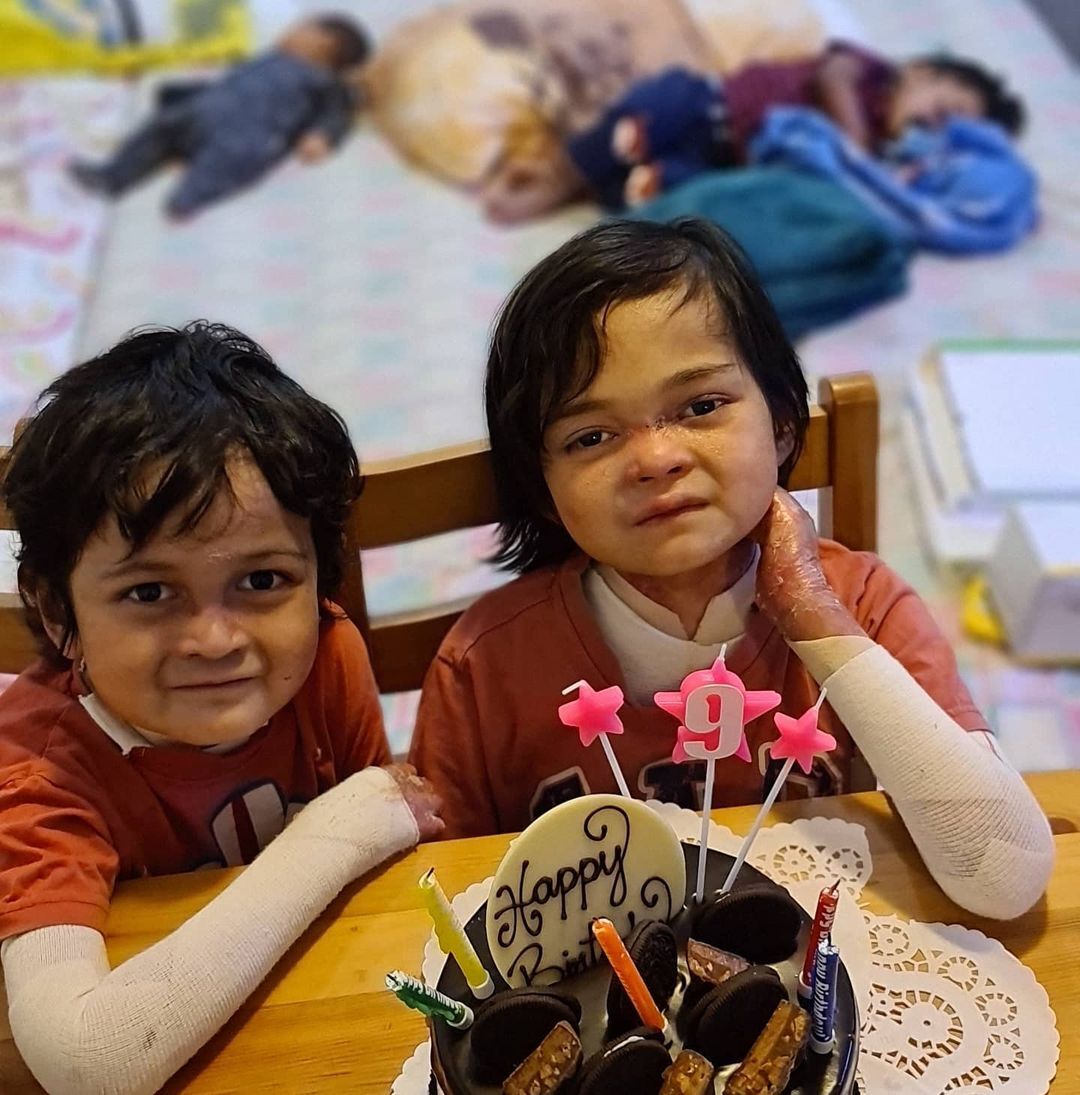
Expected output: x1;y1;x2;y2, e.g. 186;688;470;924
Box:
410;218;1051;921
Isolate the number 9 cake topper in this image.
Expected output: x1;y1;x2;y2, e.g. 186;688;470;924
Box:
655;650;781;764
655;647;781;902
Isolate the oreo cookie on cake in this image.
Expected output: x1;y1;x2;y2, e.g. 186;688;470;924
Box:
576;1029;671;1095
692;884;802;964
470;988;582;1084
680;965;786;1066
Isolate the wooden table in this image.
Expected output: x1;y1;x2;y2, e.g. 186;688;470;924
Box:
2;771;1078;1093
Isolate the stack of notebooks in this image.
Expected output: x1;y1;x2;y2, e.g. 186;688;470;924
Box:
900;341;1080;564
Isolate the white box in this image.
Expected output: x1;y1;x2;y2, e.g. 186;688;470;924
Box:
986;503;1080;664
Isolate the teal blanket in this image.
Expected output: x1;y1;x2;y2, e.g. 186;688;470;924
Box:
631;167;912;339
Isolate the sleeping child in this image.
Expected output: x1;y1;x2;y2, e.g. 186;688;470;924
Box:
481;44;1025;220
70;14;371;219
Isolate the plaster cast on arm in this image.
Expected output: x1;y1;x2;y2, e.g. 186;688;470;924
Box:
2;767;418;1095
793;636;1054;919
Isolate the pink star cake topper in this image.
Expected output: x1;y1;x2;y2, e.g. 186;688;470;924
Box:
770;696;837;774
655;655;781;764
558;680;625;747
558;679;632;798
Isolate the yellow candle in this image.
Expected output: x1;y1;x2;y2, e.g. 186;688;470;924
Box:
419;868;494;999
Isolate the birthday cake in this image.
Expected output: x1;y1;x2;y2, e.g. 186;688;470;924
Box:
390;658;855;1093
426;794;859;1094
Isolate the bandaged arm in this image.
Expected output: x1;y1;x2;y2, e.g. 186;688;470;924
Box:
2;766;418;1095
792;635;1054;919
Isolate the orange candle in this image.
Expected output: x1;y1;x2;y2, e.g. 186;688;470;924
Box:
591;918;666;1032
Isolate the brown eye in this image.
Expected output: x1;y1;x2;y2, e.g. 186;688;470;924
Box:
566;429;613;453
240;570;282;592
684;397;727;419
126;583;165;604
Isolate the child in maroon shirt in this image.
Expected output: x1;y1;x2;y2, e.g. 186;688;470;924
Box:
482;44;1024;220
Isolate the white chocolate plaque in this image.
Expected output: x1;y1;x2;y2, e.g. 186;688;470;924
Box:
485;795;686;988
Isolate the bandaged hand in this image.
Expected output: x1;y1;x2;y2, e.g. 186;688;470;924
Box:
751;489;865;642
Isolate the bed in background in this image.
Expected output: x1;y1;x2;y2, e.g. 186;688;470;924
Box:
6;0;1079;760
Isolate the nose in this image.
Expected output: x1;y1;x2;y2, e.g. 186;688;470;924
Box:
177;604;247;660
627;426;692;484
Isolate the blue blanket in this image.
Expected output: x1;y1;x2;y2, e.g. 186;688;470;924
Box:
749;107;1038;255
633;166;911;340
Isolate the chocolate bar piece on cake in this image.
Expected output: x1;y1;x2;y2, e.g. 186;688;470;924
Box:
503;1020;582;1095
659;1049;715;1095
724;1000;810;1095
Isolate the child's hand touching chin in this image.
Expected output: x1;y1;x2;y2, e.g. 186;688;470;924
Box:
385;762;445;840
751;489;866;642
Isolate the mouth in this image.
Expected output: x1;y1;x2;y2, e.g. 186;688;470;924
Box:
635;500;708;526
172;677;256;692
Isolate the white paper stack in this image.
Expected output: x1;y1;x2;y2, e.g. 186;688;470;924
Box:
901;342;1080;564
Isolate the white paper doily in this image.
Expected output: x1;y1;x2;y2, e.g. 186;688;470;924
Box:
394;809;1058;1094
856;917;1059;1093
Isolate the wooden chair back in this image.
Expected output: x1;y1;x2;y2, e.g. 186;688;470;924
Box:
0;372;879;694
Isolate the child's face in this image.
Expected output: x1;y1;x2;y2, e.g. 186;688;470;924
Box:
542;289;786;583
280;22;346;69
889;66;985;135
57;455;320;747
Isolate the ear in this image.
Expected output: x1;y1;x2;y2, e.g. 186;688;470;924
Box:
29;585;80;663
774;427;796;470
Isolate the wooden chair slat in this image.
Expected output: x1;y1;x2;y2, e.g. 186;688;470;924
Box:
352;440;498;550
366;599;477;696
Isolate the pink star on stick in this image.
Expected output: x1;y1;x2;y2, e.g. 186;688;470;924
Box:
655;655;781;764
558;681;625;747
558;680;631;798
771;705;838;774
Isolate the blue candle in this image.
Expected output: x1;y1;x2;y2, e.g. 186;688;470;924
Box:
810;936;839;1054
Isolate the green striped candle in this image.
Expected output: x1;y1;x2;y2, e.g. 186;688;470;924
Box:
385;970;474;1029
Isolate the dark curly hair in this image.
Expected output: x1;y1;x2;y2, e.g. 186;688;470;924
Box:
485;217;809;574
0;322;362;663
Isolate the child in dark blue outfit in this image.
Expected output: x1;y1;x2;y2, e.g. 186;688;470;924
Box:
71;15;370;219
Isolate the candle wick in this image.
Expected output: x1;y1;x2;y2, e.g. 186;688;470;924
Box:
561;679;587;696
813;687;828;712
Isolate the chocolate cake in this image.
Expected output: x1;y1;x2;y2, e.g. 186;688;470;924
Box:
427;796;858;1094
